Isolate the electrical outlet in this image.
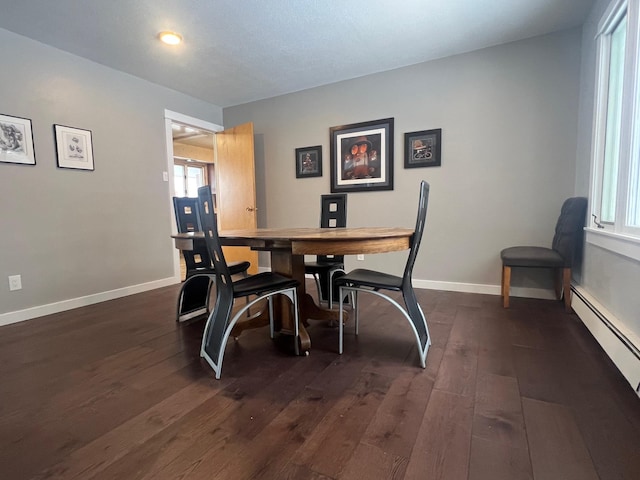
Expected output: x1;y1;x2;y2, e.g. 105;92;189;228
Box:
357;254;364;261
8;275;22;291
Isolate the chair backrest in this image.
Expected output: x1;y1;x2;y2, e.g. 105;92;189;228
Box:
196;186;234;362
403;181;430;284
197;186;233;289
317;194;347;264
173;196;211;272
173;197;201;233
551;196;588;266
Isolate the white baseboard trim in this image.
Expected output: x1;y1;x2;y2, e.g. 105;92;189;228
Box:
303;269;559;299
0;272;558;328
412;279;498;295
572;285;640;395
0;277;178;327
412;279;558;300
304;272;555;299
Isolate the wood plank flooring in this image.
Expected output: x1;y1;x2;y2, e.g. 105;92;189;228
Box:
1;283;639;480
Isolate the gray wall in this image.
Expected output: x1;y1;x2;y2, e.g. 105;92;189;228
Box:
225;29;583;293
575;0;640;340
0;28;222;316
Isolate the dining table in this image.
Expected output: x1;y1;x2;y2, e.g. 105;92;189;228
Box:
172;226;414;354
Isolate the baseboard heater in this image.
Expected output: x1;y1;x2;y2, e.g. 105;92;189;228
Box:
572;285;640;396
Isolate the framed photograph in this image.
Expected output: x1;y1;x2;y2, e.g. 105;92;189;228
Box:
404;128;441;168
54;124;94;171
0;114;36;166
330;117;394;193
295;145;322;178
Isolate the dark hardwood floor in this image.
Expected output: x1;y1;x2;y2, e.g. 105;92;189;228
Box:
1;282;639;480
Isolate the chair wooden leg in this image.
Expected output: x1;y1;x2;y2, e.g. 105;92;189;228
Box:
502;265;511;308
554;268;563;300
562;267;572;312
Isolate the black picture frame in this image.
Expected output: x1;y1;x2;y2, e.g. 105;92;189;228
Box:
404;128;441;168
0;113;36;166
295;145;322;178
54;124;95;171
330;117;394;193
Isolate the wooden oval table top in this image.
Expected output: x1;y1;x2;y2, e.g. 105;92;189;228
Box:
173;227;414;255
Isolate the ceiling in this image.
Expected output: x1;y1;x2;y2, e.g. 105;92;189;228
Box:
172;123;214;150
0;0;594;108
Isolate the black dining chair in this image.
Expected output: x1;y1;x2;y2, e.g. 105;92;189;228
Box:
195;186;301;379
500;196;587;311
173;196;250;322
304;194;347;308
335;181;431;368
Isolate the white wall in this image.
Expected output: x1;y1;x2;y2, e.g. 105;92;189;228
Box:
0;28;222;320
224;29;583;295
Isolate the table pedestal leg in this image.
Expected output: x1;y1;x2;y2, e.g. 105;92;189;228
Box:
229;249;347;355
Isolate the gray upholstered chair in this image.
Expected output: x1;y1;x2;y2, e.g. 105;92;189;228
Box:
500;197;587;311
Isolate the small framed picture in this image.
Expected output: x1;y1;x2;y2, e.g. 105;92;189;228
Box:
54;124;95;171
295;145;322;178
0;113;36;166
404;129;441;168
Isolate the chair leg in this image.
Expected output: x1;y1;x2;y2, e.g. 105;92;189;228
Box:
562;267;572;312
353;291;359;335
338;288;358;354
338;287;345;354
312;273;324;305
502;265;511;308
554;269;563;300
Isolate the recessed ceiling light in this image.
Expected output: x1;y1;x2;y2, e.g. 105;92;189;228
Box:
158;31;182;46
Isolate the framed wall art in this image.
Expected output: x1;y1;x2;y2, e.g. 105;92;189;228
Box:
330;117;394;193
295;145;322;178
404;128;441;168
0;113;36;166
54;124;95;171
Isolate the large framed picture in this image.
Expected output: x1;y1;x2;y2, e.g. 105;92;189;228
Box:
330;117;394;193
0;113;36;166
295;145;322;178
54;124;95;171
404;128;441;168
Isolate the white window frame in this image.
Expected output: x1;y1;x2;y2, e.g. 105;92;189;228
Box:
588;0;640;262
173;158;207;198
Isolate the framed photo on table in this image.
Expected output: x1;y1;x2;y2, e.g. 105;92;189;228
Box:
295;145;322;178
330;117;394;193
0;113;36;166
54;124;94;171
404;128;441;168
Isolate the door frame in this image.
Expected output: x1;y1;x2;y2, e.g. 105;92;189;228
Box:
164;109;223;281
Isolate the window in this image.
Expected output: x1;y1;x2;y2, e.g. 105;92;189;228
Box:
591;0;640;243
173;159;206;197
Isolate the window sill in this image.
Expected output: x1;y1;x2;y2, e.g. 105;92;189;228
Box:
585;227;640;263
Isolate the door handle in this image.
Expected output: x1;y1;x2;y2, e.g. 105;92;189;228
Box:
246;207;258;212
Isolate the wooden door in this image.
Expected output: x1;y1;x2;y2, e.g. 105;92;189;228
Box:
215;122;259;273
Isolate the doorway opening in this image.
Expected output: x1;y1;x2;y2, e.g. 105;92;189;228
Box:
164;110;224;280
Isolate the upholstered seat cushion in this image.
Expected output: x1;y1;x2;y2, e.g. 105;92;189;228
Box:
185;260;250;279
500;246;565;268
335;268;403;291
